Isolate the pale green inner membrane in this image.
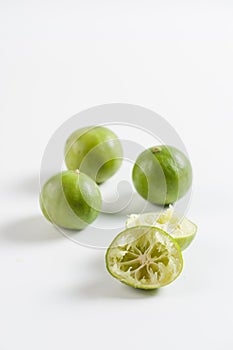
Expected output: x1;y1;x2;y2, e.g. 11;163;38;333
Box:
118;240;169;281
109;230;180;287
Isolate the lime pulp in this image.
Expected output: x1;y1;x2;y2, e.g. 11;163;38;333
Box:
106;226;183;290
126;206;197;251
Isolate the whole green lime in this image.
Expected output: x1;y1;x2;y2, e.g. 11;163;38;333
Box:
64;126;123;184
40;170;102;230
132;145;192;205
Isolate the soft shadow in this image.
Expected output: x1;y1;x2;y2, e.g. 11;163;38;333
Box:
14;175;39;195
102;191;162;216
74;277;160;300
65;255;160;300
2;216;63;243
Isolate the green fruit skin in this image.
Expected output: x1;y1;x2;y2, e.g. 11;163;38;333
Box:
132;146;192;205
40;170;102;230
65;126;123;184
175;230;196;251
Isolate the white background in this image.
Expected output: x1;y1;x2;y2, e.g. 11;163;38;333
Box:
1;1;233;349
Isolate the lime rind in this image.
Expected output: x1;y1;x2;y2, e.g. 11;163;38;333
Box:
106;226;183;290
125;206;197;251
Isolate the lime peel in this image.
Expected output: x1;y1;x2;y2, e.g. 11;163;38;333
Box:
126;205;197;251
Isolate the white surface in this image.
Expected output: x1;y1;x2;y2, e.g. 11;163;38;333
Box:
1;1;233;349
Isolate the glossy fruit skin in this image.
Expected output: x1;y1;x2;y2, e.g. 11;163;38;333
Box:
64;126;123;184
132;146;192;205
40;170;102;230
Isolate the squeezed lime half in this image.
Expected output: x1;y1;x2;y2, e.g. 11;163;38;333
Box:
106;226;183;290
126;206;197;251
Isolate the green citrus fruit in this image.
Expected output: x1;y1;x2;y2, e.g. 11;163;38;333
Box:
40;170;102;230
126;205;197;250
132;145;192;205
106;226;183;290
64;126;123;184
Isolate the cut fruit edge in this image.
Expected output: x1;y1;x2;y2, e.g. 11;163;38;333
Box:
106;226;183;290
125;205;197;251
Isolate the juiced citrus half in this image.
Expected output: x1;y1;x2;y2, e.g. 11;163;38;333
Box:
126;206;197;250
106;226;183;290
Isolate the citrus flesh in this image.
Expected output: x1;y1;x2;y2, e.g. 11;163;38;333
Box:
106;226;183;290
132;145;192;205
126;206;197;250
40;170;102;230
65;126;123;184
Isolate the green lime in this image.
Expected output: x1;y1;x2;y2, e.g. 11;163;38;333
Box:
106;226;183;290
132;145;192;205
65;126;123;184
40;170;102;230
126;205;197;250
